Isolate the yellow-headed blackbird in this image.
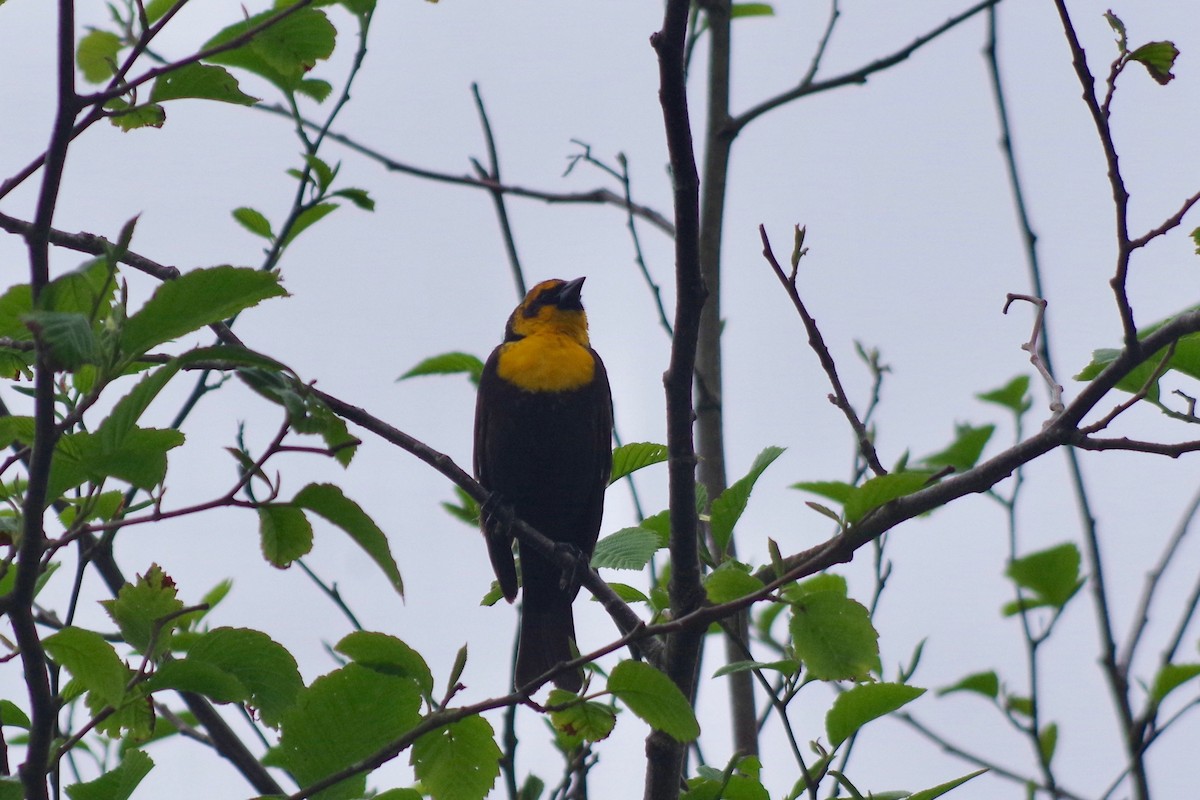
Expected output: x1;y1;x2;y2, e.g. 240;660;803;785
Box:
474;277;612;692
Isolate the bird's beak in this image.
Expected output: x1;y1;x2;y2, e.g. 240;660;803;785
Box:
559;277;586;309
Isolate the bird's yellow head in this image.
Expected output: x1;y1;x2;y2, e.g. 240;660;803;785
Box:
505;277;591;347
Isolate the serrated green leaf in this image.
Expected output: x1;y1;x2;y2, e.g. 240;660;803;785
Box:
608;441;668;485
77;30;122;83
203;8;337;92
183;627;302;728
907;769;988;800
50;426;184;496
605;582;649;603
150;63;258;105
938;670;999;699
1006;542;1083;610
233;207;275;240
547;689;616;745
1149;662;1200;705
703;562;764;604
99;564;186;658
293;483;402;594
410;715;501;800
1074;306;1200;402
1130;40;1178;85
105;99;166;131
591;526;661;570
267;664;422;800
1104;11;1127;50
977;375;1031;414
258;503;313;568
826;682;925;747
43;627;130;707
399;351;484;386
20;311;99;369
920;424;994;473
64;749;153;800
789;577;879;681
710;446;784;552
303;154;336;191
122;266;286;357
608;660;699;742
335;631;433;697
296;77;334;102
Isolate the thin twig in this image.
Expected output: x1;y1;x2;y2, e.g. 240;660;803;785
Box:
759;225;885;476
471;83;526;299
1003;294;1064;416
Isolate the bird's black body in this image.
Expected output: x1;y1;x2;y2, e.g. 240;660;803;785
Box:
473;278;612;692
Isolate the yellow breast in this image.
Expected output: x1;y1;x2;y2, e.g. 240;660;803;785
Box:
496;333;596;392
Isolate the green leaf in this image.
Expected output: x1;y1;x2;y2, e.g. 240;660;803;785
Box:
607;660;699;742
843;471;932;524
43;627;130;707
938;670;999;699
64;749;154;800
20;311;99;369
712;659;799;679
411;715;501;800
791;480;854;505
203;8;337;91
150;63;258;105
1074;306;1200;401
399;351;485;386
233;207;275;240
1005;542;1083;612
182;627;302;728
547;689;616;745
977;375;1031;414
0;778;22;800
1149;663;1200;705
293;483;403;594
606;582;649;603
303;154;336;191
731;3;774;19
608;441;669;485
826;682;925;747
710;446;784;552
441;485;480;526
77;30;122;83
1039;722;1058;764
789;576;880;681
1104;10;1127;51
50;427;184;497
296;77;334;102
919;424;994;473
144;0;184;24
281;202;339;247
99;564;186;658
122;266;286;357
1130;41;1179;85
335;631;433;698
906;769;988;800
0;701;30;729
268;664;422;800
104;99;166;131
143;658;251;703
703;562;764;604
591;526;661;570
331;187;375;210
259;504;313;568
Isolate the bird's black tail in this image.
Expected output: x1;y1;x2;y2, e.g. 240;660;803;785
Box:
516;598;582;692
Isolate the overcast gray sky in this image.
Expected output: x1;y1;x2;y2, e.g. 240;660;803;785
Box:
2;1;1199;798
